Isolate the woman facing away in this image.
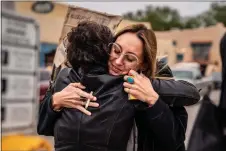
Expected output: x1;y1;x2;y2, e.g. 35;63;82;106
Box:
38;21;200;151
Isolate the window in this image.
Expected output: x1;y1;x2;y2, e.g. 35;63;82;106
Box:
40;43;57;67
191;42;212;61
177;54;184;62
172;40;177;46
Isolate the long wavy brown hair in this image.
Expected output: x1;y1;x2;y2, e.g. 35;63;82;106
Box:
114;24;157;78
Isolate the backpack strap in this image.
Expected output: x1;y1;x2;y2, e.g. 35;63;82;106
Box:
48;63;72;93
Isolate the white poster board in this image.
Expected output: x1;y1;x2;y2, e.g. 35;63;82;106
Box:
1;11;39;131
2;45;36;73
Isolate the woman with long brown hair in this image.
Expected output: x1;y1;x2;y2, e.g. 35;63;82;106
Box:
38;22;200;151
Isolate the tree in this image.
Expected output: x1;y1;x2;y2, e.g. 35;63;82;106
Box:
126;5;183;31
122;2;226;31
123;12;135;20
198;11;217;27
210;2;226;26
183;17;202;29
136;9;143;19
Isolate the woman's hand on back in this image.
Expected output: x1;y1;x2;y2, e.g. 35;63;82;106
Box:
123;70;159;105
52;82;99;116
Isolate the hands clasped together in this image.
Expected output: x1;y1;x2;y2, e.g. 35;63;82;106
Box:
52;70;159;115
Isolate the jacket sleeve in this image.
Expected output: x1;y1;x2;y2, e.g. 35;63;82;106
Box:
37;90;61;136
136;97;188;151
153;60;200;107
37;68;71;136
152;79;200;106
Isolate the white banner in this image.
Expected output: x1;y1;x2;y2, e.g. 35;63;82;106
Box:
1;10;39;134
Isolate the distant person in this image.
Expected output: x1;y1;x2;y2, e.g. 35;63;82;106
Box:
187;32;226;151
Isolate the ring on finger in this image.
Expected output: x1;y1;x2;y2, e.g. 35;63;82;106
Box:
127;77;134;84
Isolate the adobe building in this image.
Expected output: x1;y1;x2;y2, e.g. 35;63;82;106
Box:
155;23;226;74
14;2;68;67
13;1;152;67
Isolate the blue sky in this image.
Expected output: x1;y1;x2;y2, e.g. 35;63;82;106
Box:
61;2;213;17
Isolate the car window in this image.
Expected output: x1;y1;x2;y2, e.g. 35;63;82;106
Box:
172;70;193;79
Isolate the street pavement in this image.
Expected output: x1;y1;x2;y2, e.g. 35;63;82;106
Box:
41;90;221;150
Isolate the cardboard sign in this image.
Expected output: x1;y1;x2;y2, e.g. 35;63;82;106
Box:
53;6;122;68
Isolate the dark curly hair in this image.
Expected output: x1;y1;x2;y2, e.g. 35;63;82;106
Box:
66;21;113;73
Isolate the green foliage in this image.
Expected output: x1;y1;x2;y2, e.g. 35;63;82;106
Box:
211;2;226;26
122;2;226;31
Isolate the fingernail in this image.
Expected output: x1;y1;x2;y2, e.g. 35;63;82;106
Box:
123;76;127;80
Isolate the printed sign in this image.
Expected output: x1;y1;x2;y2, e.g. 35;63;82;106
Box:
2;74;36;101
2;45;36;73
2;11;39;132
2;102;34;129
1;17;37;47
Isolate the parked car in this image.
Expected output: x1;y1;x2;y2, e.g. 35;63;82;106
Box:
172;64;213;95
211;72;222;89
39;68;51;102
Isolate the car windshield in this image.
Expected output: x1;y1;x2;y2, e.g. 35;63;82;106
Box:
172;70;193;79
